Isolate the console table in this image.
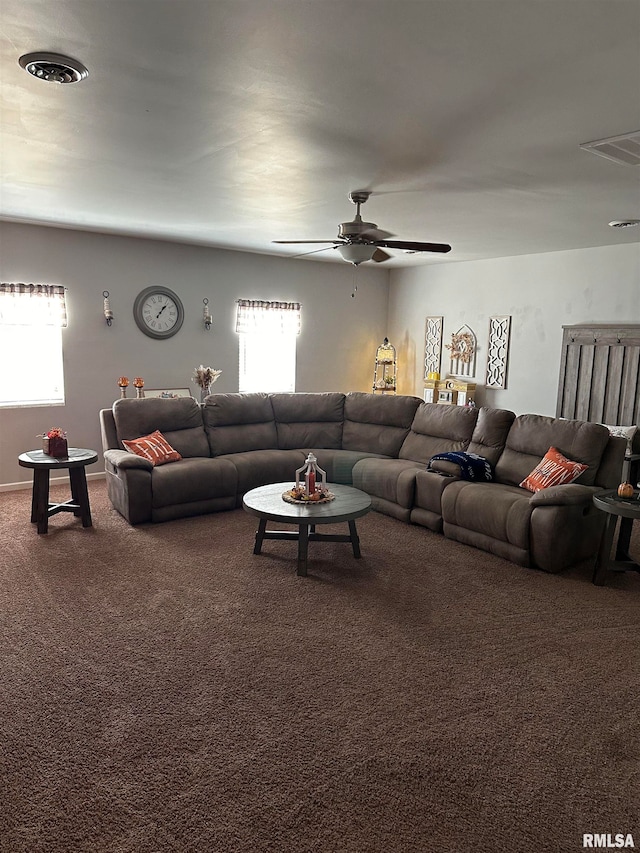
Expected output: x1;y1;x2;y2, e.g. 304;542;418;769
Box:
18;448;98;534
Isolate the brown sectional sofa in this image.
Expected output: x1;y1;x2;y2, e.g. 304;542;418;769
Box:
99;391;627;574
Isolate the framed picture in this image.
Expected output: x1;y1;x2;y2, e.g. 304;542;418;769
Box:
143;388;193;399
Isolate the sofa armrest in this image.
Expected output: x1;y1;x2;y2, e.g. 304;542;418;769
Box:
104;448;153;471
529;483;599;507
427;459;463;477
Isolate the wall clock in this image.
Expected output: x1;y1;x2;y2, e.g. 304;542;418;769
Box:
133;286;184;339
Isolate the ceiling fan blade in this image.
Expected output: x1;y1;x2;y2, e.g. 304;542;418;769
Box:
272;239;343;245
287;246;339;259
359;227;395;241
372;248;392;263
375;239;452;254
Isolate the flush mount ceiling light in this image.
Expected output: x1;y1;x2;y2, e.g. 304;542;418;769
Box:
608;220;640;228
18;52;89;84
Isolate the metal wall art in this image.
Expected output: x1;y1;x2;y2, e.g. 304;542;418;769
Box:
485;315;511;389
446;324;477;377
424;316;444;379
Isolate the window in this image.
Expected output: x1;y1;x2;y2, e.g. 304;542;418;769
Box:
0;283;67;407
236;300;301;393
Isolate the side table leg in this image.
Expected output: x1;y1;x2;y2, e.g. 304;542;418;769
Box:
349;520;362;558
615;517;633;562
69;468;93;527
254;518;267;554
297;524;309;577
592;514;618;585
33;470;50;534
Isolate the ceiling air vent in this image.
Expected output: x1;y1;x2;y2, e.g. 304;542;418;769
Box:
580;131;640;166
18;52;89;84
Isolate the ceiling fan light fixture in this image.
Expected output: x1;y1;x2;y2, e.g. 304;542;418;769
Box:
337;244;377;266
19;52;89;84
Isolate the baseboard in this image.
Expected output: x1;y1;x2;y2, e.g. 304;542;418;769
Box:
0;471;106;493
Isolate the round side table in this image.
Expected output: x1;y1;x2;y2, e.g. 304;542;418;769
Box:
18;448;99;534
592;489;640;585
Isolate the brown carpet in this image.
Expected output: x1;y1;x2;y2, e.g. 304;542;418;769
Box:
0;480;638;853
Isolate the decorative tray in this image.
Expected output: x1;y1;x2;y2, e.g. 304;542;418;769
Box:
282;489;335;505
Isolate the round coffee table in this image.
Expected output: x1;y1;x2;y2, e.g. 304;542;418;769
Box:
242;482;372;576
18;448;98;534
592;489;640;585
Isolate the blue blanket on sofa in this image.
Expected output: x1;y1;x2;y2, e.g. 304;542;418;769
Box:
427;451;494;482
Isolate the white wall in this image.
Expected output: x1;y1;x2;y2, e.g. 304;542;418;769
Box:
0;222;389;487
388;243;640;415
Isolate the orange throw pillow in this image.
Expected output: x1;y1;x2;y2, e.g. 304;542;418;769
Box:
520;446;588;493
122;430;182;466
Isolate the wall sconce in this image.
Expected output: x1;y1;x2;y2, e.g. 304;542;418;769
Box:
203;298;212;331
103;291;113;326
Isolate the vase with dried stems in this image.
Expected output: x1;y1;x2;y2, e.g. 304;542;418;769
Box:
192;365;222;403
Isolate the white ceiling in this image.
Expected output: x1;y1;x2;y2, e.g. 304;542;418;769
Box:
1;1;639;267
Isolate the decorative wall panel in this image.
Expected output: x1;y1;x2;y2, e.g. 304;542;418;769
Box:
423;316;443;379
485;315;511;389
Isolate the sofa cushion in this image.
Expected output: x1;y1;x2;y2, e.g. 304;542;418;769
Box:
494;414;609;487
467;406;516;466
519;446;588;493
151;457;238;509
203;393;278;456
311;449;389;485
122;430;182;466
442;481;534;551
217;449;307;496
342;392;422;456
352;458;422;509
399;402;478;463
113;397;210;458
270;392;344;449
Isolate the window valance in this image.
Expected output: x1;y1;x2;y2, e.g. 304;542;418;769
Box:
0;283;68;327
235;300;301;335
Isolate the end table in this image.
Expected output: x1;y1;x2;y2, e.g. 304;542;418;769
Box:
592;489;640;585
18;448;98;534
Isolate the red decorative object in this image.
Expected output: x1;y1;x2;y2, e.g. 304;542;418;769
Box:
42;428;68;458
294;452;327;497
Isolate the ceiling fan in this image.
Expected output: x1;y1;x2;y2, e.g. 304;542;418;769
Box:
273;191;452;265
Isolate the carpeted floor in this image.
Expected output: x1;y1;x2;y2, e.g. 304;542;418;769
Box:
0;479;638;853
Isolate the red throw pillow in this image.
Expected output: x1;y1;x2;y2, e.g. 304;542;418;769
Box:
122;430;182;466
520;446;588;493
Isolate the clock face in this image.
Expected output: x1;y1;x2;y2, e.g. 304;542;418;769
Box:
133;287;184;339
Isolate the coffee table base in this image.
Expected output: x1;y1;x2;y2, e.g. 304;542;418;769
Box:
253;518;362;576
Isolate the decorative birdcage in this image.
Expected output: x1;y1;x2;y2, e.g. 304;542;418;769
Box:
295;452;327;496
